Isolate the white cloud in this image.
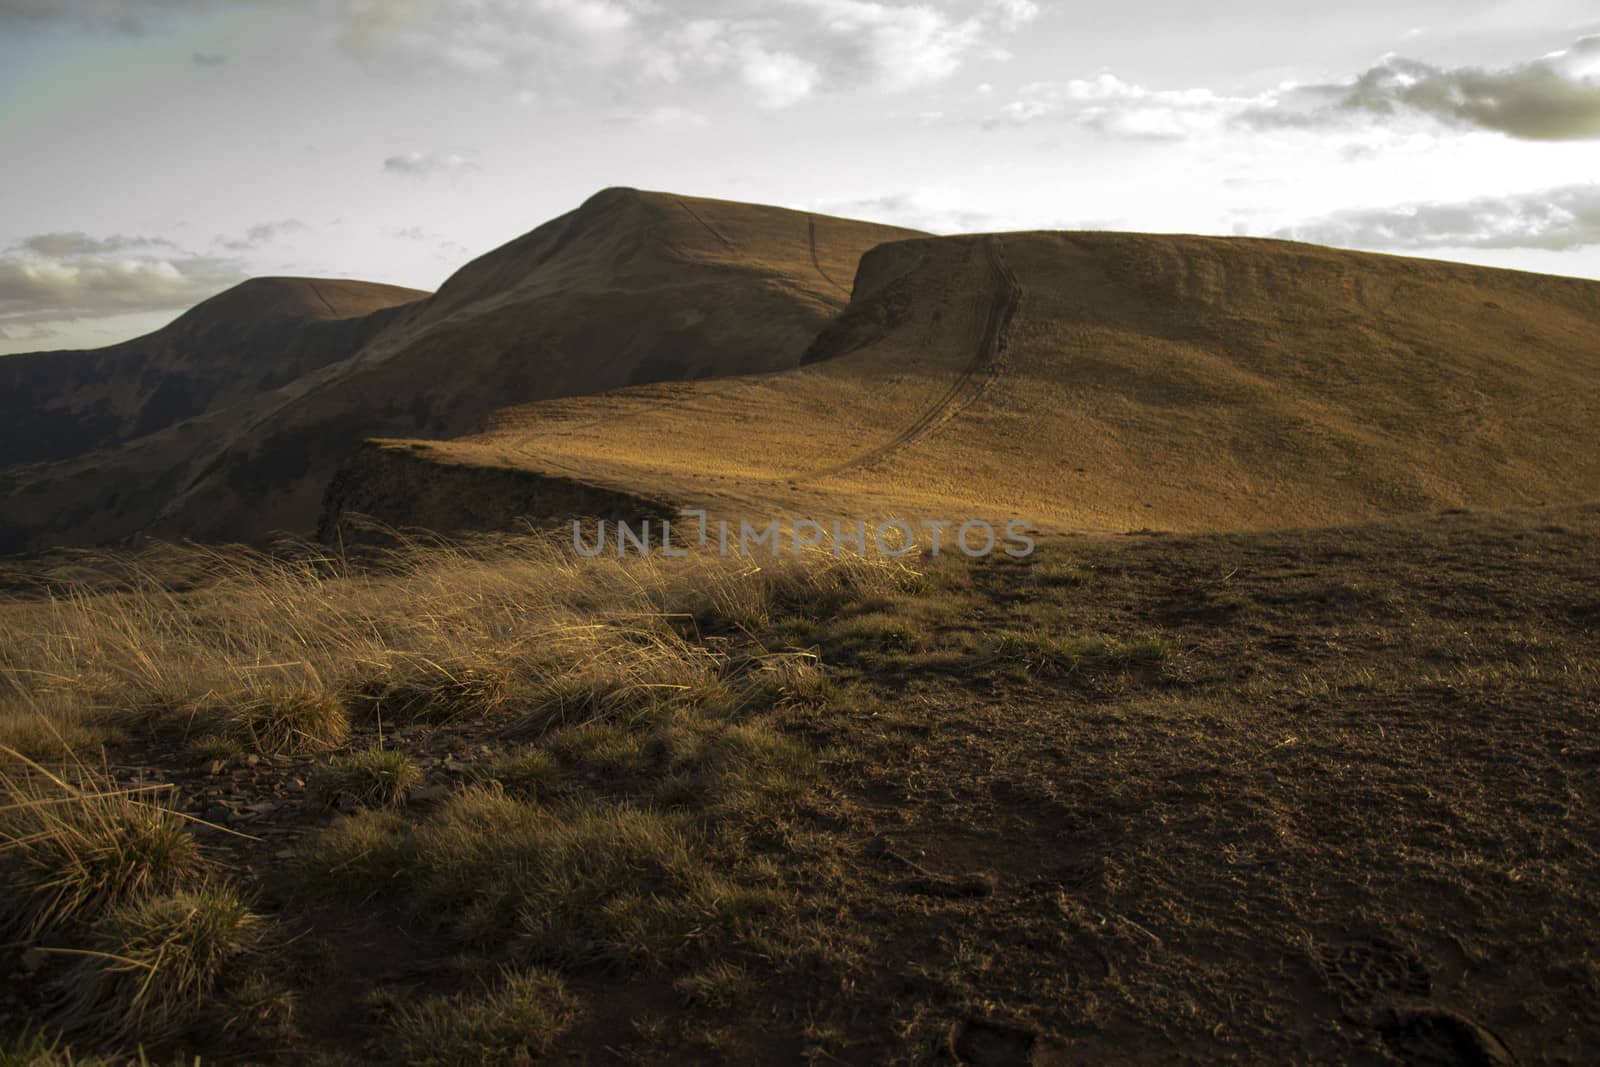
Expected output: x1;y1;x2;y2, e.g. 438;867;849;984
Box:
788;0;985;93
1276;183;1600;251
601;104;714;128
219;218;307;251
20;233;178;256
1248;35;1600;141
343;0;635;73
737;42;822;108
344;0;1032;108
1002;35;1600;143
1001;74;1272;139
381;150;478;179
0;233;246;328
986;0;1037;31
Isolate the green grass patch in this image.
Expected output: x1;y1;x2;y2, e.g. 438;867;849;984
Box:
388;967;578;1067
57;886;266;1042
308;748;422;809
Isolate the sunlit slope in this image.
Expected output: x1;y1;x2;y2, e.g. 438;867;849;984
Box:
354;231;1600;533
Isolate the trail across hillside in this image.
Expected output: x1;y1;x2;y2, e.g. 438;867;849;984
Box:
808;216;852;297
674;197;737;251
804;235;1022;480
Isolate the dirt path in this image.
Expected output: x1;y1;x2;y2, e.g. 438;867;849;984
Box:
674;198;737;252
802;234;1022;481
807;216;852;298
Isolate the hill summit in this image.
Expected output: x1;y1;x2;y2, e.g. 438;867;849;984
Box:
329;228;1600;537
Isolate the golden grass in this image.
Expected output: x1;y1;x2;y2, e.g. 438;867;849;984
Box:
227;689;350;756
0;534;915;1056
0;752;205;940
0;536;915;760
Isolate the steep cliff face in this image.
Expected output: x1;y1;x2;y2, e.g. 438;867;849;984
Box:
318;441;677;544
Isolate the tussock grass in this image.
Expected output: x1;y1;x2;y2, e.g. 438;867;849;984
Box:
675;960;756;1008
388;967;578;1067
472;748;561;800
57;886;266;1041
734;651;834;710
294;787;785;966
294;810;415;898
643;710;820;816
228;689;350;756
0;754;205;939
183;734;244;766
355;655;519;726
818;613;929;658
514;625;725;736
0;699;117;764
308;748;422;809
1031;559;1089;588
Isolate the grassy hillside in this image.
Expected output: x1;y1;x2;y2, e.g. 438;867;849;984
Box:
1;504;1596;1062
351;231;1600;536
0;190;922;553
0;277;428;467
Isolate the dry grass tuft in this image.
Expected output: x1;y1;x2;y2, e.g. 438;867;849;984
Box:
308;748;422;809
388;967;578;1066
472;748;561;801
0;753;205;939
57;885;266;1041
355;655;519;726
227;689;350;756
674;960;756;1008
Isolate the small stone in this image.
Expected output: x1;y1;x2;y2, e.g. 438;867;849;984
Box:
245;754;261;766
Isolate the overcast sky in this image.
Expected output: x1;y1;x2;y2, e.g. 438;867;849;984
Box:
2;0;1598;353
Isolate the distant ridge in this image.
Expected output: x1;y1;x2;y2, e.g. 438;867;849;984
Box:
0;190;923;552
327;229;1600;537
0;277;427;467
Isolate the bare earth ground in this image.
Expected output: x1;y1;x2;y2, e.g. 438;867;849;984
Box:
3;502;1597;1064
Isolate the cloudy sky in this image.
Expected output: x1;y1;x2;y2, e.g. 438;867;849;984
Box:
2;0;1598;353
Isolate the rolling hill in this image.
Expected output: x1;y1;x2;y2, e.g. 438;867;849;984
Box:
326;229;1600;539
0;189;922;552
0;277;428;467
